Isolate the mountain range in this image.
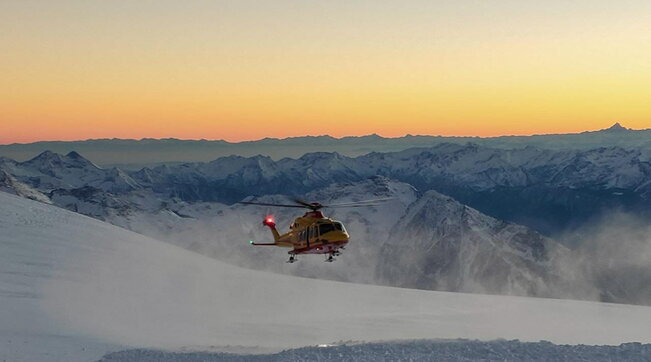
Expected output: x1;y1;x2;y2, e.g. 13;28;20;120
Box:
5;141;646;237
3;143;651;304
1;123;650;166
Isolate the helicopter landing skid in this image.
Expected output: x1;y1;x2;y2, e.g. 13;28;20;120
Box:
324;252;338;262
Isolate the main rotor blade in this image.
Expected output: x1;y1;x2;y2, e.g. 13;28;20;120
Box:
326;203;387;209
290;198;317;208
239;197;392;209
324;197;394;207
237;201;306;208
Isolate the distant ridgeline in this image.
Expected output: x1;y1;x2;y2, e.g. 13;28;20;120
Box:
0;123;649;166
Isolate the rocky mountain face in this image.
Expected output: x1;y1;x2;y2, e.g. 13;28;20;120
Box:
356;145;651;237
0;170;51;204
376;191;565;297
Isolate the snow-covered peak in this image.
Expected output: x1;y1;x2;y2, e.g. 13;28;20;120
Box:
21;150;101;178
130;167;155;185
602;122;630;132
377;190;564;296
22;150;65;168
3;151;136;192
24;150;98;170
305;176;417;203
30;150;60;160
90;167;142;193
394;189;461;226
201;154;278;180
292;151;353;169
65;150;100;168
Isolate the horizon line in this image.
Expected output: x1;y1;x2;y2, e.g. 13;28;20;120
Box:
0;122;640;147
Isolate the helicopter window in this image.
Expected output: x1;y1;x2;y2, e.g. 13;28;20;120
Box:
319;223;336;235
334;222;346;232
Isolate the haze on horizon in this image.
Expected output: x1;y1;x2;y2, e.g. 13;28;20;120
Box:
2;0;650;144
0;122;641;146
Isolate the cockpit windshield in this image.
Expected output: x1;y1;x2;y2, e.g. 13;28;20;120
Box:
318;223;336;235
318;222;347;235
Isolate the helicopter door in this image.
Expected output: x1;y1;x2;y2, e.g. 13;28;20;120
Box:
307;225;316;248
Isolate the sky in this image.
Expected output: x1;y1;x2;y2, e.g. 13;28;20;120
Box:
1;0;650;144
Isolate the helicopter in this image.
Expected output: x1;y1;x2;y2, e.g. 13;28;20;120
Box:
238;198;391;263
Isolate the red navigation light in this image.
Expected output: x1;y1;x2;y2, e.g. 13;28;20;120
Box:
263;215;276;227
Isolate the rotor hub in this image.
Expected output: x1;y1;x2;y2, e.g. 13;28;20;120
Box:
305;210;325;218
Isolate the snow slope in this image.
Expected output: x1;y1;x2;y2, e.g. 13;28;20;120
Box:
2;192;651;362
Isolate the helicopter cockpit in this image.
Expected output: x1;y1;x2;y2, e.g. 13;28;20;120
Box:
296;221;348;243
318;221;347;236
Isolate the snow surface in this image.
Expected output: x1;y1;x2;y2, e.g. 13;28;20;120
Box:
3;192;651;362
101;340;651;362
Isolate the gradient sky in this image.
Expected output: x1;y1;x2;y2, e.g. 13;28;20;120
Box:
1;0;650;144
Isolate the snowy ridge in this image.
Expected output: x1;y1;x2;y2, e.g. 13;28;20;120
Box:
0;150;141;193
377;190;564;295
9;145;651;200
3;192;651;362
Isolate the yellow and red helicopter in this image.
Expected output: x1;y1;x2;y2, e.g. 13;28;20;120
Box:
239;198;390;263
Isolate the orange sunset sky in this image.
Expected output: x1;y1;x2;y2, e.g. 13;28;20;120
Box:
1;1;650;144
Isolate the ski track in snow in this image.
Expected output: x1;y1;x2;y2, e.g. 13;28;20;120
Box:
2;192;651;361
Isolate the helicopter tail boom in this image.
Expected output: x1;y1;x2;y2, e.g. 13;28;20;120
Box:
262;216;281;242
249;241;278;246
249;215;293;247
